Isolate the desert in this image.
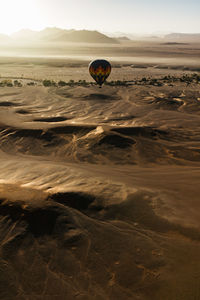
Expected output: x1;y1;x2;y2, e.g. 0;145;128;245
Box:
0;36;200;299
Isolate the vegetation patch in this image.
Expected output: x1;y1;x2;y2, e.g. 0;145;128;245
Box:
0;74;200;88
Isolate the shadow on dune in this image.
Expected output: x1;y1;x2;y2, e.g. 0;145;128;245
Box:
50;192;96;211
0;198;59;237
83;93;118;101
0;101;20;107
16;109;30;114
51;124;96;134
34;117;69;123
93;133;136;149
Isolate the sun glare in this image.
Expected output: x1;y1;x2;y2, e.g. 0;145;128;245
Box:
0;0;40;35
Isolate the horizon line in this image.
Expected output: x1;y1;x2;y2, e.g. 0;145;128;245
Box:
1;27;200;37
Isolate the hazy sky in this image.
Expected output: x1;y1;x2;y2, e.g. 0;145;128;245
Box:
0;0;200;35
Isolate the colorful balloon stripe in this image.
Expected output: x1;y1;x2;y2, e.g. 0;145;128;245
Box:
89;59;111;86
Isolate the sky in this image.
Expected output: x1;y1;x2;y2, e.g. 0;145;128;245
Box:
0;0;200;35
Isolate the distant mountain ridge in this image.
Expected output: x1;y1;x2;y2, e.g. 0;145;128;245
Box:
1;29;200;43
51;30;118;43
9;27;119;44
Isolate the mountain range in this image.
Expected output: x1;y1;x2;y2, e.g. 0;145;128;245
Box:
1;28;200;44
1;28;119;44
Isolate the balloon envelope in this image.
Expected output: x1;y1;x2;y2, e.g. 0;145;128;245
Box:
89;59;111;86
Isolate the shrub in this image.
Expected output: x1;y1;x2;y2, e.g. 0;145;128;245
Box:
58;80;67;86
68;79;74;86
14;80;22;87
0;79;13;87
43;80;56;87
27;82;35;86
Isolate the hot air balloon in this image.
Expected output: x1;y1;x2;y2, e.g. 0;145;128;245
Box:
89;59;111;87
